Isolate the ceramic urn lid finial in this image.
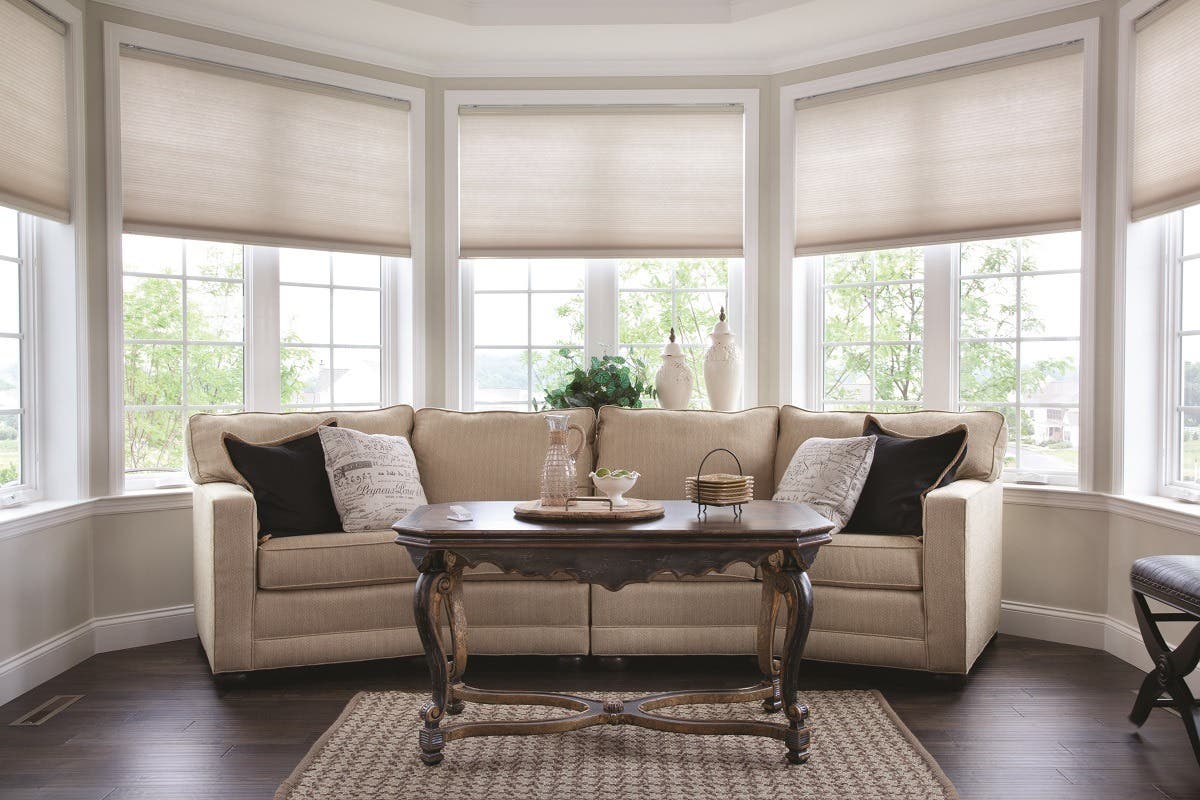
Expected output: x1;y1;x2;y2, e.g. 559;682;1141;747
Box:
662;326;683;357
712;306;732;337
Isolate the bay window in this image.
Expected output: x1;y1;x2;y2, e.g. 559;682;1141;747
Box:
451;93;753;411
120;234;408;487
111;34;420;490
788;33;1089;485
463;257;734;411
806;232;1082;482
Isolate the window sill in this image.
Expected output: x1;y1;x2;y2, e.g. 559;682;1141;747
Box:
0;498;94;541
1002;484;1200;535
0;489;194;541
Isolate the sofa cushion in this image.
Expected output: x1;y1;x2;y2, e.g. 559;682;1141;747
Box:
258;531;417;590
256;531;582;590
319;427;426;531
411;408;596;503
773;435;875;532
808;533;922;590
844;418;968;535
187;405;415;485
224;423;342;538
596;406;779;501
776;406;1006;483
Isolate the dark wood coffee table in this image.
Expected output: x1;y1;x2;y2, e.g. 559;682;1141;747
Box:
392;499;834;766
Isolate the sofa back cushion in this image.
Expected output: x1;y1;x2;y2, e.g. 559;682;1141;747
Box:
186;405;415;485
596;406;779;501
411;408;597;503
775;406;1007;483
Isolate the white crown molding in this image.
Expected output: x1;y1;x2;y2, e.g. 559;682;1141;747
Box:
378;0;808;26
0;604;195;707
98;0;440;77
765;0;1095;75
99;0;1096;78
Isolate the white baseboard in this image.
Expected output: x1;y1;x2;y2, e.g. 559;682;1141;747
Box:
0;620;95;709
999;599;1110;649
0;604;195;707
1000;599;1199;693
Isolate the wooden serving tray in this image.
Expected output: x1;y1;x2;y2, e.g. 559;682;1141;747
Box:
513;497;666;522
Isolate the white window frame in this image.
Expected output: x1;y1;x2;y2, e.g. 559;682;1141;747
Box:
104;24;425;493
812;247;932;413
1162;208;1200;493
781;20;1099;490
444;89;759;411
0;212;38;505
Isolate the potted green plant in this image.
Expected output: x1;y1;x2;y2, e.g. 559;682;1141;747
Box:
539;351;654;412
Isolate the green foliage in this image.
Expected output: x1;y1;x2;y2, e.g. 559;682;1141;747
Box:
121;269;315;474
539;353;652;412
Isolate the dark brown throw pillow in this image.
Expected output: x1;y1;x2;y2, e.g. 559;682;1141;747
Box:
842;416;968;536
223;421;342;538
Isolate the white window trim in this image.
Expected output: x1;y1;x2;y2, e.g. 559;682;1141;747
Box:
443;88;759;411
780;19;1099;491
1161;210;1200;495
103;24;426;493
0;213;38;505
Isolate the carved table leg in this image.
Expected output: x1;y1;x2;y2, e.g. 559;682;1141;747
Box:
444;562;468;716
757;558;784;713
414;555;452;766
779;565;814;765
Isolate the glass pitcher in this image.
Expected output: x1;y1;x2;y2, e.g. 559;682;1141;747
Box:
541;414;585;507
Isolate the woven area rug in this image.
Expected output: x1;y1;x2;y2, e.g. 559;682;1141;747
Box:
276;689;958;800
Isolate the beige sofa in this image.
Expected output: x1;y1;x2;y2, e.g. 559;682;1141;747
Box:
187;405;1005;676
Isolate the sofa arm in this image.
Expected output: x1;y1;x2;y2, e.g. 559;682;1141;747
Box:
193;481;258;673
922;478;1003;674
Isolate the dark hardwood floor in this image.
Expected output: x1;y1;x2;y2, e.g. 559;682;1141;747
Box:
0;634;1196;799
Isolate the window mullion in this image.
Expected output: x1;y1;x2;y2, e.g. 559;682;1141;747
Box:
247;246;281;412
585;259;617;362
923;243;955;411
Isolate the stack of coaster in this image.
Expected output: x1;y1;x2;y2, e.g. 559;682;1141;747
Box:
684;473;754;506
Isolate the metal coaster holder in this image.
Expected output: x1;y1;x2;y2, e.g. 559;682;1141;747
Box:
692;447;747;519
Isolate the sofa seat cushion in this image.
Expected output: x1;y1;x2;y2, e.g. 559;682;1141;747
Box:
258;531;417;590
257;532;585;590
807;534;922;591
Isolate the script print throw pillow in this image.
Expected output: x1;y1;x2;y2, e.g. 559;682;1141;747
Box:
318;426;427;532
773;435;877;533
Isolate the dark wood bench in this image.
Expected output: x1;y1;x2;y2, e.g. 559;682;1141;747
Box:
1129;555;1200;766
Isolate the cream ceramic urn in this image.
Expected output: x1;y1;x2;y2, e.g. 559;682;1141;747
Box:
654;327;693;410
703;307;742;411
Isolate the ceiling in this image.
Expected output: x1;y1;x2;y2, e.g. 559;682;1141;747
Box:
106;0;1091;76
372;0;816;26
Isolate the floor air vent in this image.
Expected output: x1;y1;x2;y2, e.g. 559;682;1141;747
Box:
9;694;83;726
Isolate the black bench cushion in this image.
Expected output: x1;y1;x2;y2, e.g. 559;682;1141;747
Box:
1131;555;1200;617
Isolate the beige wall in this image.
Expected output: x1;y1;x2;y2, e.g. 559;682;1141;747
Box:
0;523;92;664
91;508;191;617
